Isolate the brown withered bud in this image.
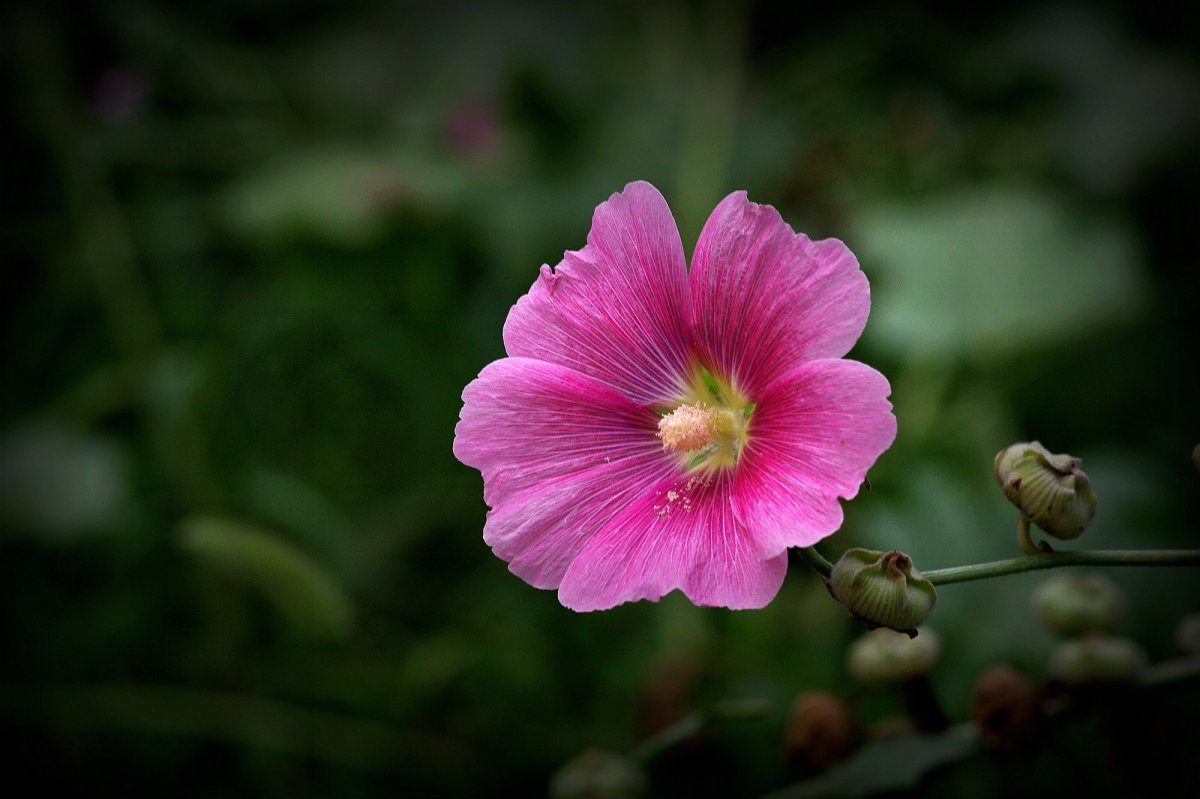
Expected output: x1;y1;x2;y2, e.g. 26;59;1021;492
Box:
784;691;860;777
636;655;700;738
973;665;1042;754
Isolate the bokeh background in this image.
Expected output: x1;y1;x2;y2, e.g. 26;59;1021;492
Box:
3;1;1199;796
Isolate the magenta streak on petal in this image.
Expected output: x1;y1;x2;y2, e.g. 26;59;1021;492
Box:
690;191;870;397
454;357;678;587
732;359;897;556
503;181;692;405
558;470;788;611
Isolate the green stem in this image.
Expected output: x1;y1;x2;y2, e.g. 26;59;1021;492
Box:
1015;511;1048;555
924;550;1200;586
798;546;834;579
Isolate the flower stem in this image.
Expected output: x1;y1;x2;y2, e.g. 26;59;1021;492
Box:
923;550;1200;586
797;546;834;579
1015;511;1047;555
900;676;949;733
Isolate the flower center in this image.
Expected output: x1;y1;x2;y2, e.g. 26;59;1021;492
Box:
656;366;754;471
657;404;719;452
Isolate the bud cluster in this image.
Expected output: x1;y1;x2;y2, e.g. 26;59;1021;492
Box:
1033;574;1145;685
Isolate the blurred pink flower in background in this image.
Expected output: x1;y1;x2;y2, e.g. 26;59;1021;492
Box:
454;181;896;610
445;98;500;163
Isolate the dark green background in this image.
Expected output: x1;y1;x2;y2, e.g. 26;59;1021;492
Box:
3;1;1198;796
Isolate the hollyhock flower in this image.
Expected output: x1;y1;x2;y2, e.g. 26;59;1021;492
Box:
454;181;896;611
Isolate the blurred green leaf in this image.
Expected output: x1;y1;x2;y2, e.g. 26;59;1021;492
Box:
178;516;353;640
220;149;464;246
764;724;978;798
36;683;464;772
238;469;358;566
1001;5;1200;192
853;188;1147;361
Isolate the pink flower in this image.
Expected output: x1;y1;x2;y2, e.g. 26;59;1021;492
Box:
454;181;896;611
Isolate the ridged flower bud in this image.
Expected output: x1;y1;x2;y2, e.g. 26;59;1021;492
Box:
1033;574;1124;638
828;548;937;636
847;627;942;685
1048;636;1147;685
994;441;1096;539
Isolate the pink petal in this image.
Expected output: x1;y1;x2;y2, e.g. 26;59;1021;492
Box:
559;472;788;611
503;181;692;405
690;191;871;396
733;359;897;554
453;357;675;588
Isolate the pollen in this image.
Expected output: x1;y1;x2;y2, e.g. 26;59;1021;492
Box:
657;404;718;452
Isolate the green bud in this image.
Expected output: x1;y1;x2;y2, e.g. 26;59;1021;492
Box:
847;627;942;685
549;749;646;799
828;549;937;636
994;442;1097;539
1033;574;1124;638
1048;636;1147;685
